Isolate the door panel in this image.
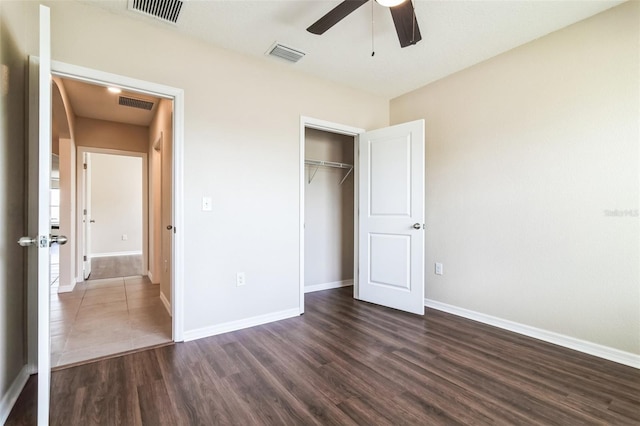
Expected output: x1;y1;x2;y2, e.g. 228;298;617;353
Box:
161;118;173;311
369;233;410;290
370;136;411;216
26;4;52;424
358;120;425;315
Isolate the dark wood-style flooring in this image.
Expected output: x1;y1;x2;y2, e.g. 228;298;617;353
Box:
7;287;640;425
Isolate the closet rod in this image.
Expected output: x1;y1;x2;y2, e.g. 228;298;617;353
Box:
304;159;352;169
305;159;354;185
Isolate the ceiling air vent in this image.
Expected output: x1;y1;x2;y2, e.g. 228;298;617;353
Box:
266;42;306;64
128;0;184;24
119;96;155;111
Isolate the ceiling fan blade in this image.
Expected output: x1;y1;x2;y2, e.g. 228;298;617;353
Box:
307;0;369;35
389;0;422;47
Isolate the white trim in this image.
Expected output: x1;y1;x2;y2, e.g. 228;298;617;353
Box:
0;366;30;425
160;291;171;317
90;251;143;258
183;308;300;342
51;60;185;343
305;279;353;293
425;299;640;369
299;116;364;315
56;281;76;293
172;84;185;342
147;270;156;284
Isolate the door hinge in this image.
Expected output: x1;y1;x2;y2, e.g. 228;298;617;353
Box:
83;209;87;215
83;163;87;170
83;255;87;261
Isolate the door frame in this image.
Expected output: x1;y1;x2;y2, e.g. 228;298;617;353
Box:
46;60;186;341
75;148;149;280
299;116;364;314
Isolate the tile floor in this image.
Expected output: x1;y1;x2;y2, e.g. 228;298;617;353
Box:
50;275;172;367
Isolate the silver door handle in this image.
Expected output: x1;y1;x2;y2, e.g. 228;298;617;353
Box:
412;223;422;230
50;235;68;246
166;225;173;230
17;236;37;247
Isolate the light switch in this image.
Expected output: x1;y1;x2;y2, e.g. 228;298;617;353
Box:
202;196;212;211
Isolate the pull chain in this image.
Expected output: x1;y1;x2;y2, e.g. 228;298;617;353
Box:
371;0;375;56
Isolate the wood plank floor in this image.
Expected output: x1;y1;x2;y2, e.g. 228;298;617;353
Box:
7;287;640;425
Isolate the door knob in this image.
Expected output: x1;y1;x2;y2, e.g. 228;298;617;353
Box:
17;236;37;247
166;225;173;230
412;223;422;230
50;235;68;246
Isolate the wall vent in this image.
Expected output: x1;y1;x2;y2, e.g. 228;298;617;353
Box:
266;42;306;63
128;0;184;24
119;96;155;111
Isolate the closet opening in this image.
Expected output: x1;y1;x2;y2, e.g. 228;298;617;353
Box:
303;127;356;302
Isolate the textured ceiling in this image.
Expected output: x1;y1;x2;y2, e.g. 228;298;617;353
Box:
80;0;623;98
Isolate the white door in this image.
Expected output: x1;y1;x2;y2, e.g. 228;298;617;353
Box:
22;5;52;424
82;152;92;279
161;125;173;310
358;120;425;315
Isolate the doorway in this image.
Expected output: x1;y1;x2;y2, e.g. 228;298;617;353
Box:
303;129;356;294
84;152;145;280
299;117;364;313
45;63;184;367
299;116;427;315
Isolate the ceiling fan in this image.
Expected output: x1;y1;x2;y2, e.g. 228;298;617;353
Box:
307;0;422;48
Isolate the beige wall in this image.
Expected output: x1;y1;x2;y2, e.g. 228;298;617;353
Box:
89;153;143;256
52;78;77;290
58;138;76;288
75;117;149;153
0;0;36;413
46;0;388;332
158;99;173;305
148;101;166;284
391;2;639;354
304;129;354;287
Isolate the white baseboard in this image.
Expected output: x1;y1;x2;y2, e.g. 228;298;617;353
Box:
0;365;30;425
183;308;300;342
305;279;353;293
91;251;142;258
147;270;158;284
160;291;171;317
425;299;640;369
56;280;76;293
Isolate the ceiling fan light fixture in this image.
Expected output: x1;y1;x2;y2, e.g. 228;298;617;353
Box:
375;0;406;8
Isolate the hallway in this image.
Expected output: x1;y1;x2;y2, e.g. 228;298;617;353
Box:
50;275;171;367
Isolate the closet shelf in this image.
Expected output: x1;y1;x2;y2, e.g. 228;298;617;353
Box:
305;159;354;185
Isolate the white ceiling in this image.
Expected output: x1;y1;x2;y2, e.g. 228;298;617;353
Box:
79;0;623;99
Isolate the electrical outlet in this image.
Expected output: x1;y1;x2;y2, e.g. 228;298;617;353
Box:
202;196;213;211
122;234;128;241
236;272;246;287
435;263;443;275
